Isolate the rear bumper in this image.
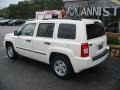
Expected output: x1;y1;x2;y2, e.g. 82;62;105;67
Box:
71;47;109;73
92;49;109;61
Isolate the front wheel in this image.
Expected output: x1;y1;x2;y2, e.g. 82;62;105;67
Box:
12;23;15;26
51;55;73;79
6;44;17;59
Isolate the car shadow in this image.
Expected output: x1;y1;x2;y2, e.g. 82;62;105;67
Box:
10;56;51;73
8;56;120;84
71;64;108;82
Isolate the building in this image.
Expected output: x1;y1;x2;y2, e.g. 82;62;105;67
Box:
63;0;120;26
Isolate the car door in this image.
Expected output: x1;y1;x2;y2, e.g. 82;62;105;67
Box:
33;22;55;63
86;22;107;58
15;23;36;57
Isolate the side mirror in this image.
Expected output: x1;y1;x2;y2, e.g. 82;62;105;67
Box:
14;31;19;36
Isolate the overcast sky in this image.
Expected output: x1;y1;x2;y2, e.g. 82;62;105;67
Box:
0;0;24;9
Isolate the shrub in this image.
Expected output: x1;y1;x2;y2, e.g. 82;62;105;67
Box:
107;37;120;45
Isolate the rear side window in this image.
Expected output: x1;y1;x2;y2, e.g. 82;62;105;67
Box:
86;22;105;40
58;24;76;39
37;23;55;38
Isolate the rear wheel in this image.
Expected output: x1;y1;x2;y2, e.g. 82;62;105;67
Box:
13;23;15;26
6;43;18;59
51;55;73;79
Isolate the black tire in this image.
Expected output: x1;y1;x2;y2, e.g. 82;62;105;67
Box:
51;55;73;79
13;23;15;26
4;23;8;26
6;43;18;59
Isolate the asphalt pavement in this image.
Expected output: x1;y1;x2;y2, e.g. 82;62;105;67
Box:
0;26;120;90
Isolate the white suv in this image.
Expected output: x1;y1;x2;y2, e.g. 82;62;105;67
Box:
3;19;109;78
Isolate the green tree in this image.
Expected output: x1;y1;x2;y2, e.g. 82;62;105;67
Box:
0;0;64;19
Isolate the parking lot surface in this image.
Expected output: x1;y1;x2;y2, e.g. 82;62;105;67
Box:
0;26;120;90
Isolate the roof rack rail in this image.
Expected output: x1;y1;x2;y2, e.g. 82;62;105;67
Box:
42;18;49;20
42;16;82;20
71;16;81;20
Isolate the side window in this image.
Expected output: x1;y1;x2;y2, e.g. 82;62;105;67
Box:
37;23;55;38
58;24;76;39
19;23;36;36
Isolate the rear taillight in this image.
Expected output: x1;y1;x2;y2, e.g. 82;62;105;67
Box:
81;43;89;57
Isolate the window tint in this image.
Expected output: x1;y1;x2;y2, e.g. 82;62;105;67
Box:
19;23;36;36
37;23;54;38
58;24;76;39
86;22;105;40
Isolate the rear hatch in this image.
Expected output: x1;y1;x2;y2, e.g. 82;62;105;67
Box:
85;21;107;58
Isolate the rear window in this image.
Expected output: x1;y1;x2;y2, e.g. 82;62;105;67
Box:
86;22;105;40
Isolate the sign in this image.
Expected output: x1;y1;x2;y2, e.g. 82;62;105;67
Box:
36;10;60;20
66;6;120;18
44;10;59;15
66;5;78;18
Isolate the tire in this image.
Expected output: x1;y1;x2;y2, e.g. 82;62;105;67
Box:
6;43;18;59
13;23;15;26
51;55;73;79
5;23;8;26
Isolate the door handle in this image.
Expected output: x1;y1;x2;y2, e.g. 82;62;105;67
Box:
26;39;31;42
44;42;51;45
